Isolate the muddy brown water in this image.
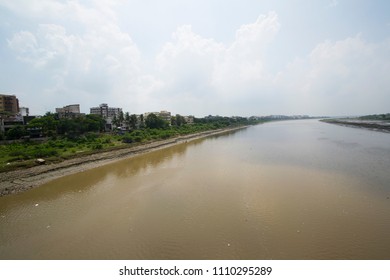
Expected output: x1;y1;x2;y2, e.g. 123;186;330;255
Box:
1;120;389;259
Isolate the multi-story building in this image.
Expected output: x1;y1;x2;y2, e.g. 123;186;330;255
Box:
90;103;122;130
55;104;82;119
158;110;172;123
90;103;122;119
144;110;172;124
0;94;19;115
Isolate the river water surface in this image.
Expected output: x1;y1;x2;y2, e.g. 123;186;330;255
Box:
1;120;389;259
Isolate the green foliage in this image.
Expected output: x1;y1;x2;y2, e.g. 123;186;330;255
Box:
171;114;186;127
92;143;103;150
0;113;255;172
28;115;58;137
6;125;29;140
145;113;168;129
130;114;138;130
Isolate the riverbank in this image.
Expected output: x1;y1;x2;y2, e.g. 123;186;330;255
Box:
321;119;390;133
0;126;248;197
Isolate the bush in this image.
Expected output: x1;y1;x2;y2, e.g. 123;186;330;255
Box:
92;143;103;150
122;135;133;144
31;148;59;158
85;132;99;141
6;125;28;140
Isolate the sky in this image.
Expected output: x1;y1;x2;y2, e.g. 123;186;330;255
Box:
0;0;389;117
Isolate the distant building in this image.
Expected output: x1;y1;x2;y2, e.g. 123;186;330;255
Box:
158;110;172;123
0;115;23;134
90;103;122;119
55;104;82;119
144;110;172;124
90;103;122;130
184;115;194;124
0;94;19;115
19;107;29;117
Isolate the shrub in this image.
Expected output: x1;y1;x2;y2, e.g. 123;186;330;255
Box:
31;148;59;158
92;143;103;150
122;135;133;144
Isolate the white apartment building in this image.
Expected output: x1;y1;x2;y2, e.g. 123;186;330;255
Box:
90;103;123;130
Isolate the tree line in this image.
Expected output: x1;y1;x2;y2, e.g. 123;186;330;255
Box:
1;112;257;141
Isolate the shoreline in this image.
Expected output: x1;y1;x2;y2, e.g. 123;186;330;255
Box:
320;119;390;133
0;126;249;197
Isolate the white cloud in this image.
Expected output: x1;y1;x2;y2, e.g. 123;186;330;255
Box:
3;1;390;116
277;36;390;115
153;12;281;115
213;12;280;98
5;0;146;113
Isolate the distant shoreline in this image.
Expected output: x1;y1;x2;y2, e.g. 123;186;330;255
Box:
0;126;248;197
321;119;390;133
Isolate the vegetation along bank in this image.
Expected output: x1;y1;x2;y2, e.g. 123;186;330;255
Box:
0;114;260;196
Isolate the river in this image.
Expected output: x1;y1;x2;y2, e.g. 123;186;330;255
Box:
1;119;389;259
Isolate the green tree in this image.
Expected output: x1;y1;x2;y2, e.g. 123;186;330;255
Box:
130;114;138;130
145;113;167;129
6;125;28;140
84;114;105;132
27;115;58;137
139;114;145;129
118;111;124;127
112;115;119;129
176;114;186;126
125;112;130;129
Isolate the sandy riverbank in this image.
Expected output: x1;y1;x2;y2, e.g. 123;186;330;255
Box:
0;126;248;197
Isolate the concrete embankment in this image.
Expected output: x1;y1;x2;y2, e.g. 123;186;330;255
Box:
0;126;248;197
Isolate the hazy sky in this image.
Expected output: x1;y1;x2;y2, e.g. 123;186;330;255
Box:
1;0;389;117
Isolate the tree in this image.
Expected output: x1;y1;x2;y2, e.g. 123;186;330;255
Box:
27;115;58;137
125;112;130;129
112;115;119;129
118;110;124;127
130;114;138;130
6;125;28;140
84;114;105;132
145;113;167;129
176;114;186;126
139;114;145;129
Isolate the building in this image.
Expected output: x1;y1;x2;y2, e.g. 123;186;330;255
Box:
158;110;172;123
0;115;23;134
90;103;122;130
144;111;172;124
184;115;194;124
0;94;19;115
19;107;29;117
55;104;82;119
90;103;122;119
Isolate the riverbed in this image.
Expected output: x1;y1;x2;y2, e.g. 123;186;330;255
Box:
1;119;389;259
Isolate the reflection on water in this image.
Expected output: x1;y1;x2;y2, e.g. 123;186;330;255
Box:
0;120;389;259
